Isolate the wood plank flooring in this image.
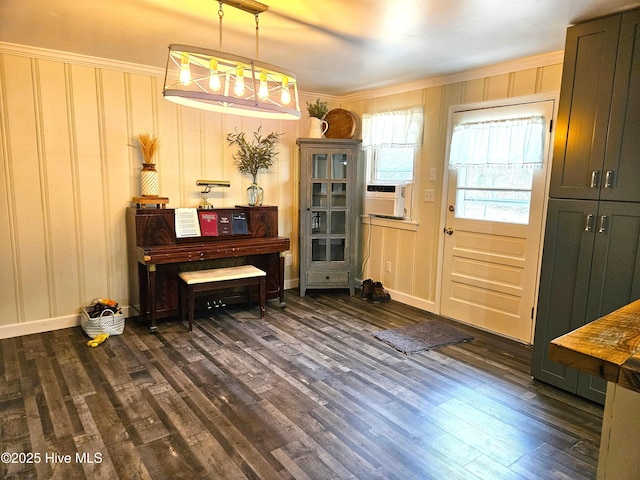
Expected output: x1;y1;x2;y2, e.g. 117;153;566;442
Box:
1;290;603;479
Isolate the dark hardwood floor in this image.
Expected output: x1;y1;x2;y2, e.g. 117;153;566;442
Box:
1;289;603;479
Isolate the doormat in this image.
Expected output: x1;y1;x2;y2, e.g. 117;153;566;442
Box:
373;320;474;354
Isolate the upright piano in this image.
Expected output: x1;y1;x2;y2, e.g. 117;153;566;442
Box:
126;205;290;332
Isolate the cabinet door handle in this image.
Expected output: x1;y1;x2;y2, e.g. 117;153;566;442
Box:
604;170;614;188
584;214;594;232
590;170;600;188
598;215;608;233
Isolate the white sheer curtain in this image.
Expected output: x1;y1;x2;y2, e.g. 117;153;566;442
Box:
449;116;545;169
361;106;424;149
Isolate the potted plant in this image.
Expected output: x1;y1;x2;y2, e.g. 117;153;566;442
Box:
306;99;329;138
227;127;282;206
306;98;328;119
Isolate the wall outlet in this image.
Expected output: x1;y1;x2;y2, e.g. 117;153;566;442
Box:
423;189;435;202
385;261;392;273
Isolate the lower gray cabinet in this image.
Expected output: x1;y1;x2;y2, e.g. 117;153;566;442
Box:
532;199;640;403
297;138;361;297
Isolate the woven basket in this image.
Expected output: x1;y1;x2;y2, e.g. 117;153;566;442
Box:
80;307;125;339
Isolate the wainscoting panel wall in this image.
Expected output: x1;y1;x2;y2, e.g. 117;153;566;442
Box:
0;42;562;337
0;47;307;332
343;61;563;317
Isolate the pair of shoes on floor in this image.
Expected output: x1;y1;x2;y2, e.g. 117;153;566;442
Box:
361;279;374;299
360;279;391;303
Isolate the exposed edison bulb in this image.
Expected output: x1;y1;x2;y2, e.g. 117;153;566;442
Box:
258;70;269;100
179;52;192;85
280;76;291;105
234;66;245;97
208;58;221;92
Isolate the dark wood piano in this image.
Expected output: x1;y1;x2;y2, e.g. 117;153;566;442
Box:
126;205;290;332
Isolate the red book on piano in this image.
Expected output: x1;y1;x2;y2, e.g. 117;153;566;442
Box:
198;211;219;236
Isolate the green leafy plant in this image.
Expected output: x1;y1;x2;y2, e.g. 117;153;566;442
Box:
227;127;282;183
306;98;329;119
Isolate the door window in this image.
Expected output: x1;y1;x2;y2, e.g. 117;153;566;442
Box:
449;116;545;225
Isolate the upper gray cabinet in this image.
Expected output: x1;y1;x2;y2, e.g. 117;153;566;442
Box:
550;10;640;202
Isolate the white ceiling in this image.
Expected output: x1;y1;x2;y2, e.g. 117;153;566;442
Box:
2;0;639;96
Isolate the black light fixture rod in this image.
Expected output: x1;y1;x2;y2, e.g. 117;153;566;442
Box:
220;0;268;15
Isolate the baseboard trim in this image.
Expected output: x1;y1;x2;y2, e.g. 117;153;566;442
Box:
0;286;433;339
353;277;437;314
384;288;437;313
0;306;134;339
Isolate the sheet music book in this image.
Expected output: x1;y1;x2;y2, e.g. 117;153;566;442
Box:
218;211;233;235
198;211;219;236
175;208;201;238
232;212;248;235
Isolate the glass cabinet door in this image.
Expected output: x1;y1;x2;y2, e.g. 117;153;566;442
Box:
311;183;328;207
312;153;328;179
331;153;347;179
330;183;347;207
309;149;349;265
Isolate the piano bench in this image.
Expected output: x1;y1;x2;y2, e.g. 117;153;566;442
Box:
178;265;266;332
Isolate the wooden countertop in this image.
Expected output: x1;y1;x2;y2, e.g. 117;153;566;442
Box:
549;299;640;393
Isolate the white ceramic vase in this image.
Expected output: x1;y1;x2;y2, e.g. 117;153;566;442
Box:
309;117;328;138
140;163;159;197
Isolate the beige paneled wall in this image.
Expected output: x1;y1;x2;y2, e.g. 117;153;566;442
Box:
0;48;336;332
343;63;563;311
0;43;562;334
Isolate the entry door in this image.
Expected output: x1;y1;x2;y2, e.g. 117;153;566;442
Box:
440;100;554;343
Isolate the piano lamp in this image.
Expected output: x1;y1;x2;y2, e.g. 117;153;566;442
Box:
163;0;300;120
197;179;231;209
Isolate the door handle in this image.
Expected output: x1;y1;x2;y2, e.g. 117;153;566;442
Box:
590;170;600;188
604;170;614;188
598;215;608;233
444;227;454;235
584;214;594;232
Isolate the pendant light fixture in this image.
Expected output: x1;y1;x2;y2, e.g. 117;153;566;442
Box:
163;0;300;120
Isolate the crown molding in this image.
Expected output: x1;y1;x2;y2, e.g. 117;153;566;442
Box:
337;50;565;103
1;42;563;104
0;42;165;77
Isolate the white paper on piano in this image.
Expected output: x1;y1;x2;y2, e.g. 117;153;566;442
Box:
175;208;202;238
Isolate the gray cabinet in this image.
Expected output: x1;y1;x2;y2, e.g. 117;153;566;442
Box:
297;138;361;297
602;9;640;202
532;200;640;403
550;10;640;202
533;8;640;404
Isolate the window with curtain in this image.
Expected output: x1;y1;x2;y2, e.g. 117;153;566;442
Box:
448;115;545;224
362;106;424;182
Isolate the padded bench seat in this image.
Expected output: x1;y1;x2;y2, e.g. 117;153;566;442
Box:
178;265;266;331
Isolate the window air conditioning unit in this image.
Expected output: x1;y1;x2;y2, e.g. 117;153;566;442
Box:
364;182;413;219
